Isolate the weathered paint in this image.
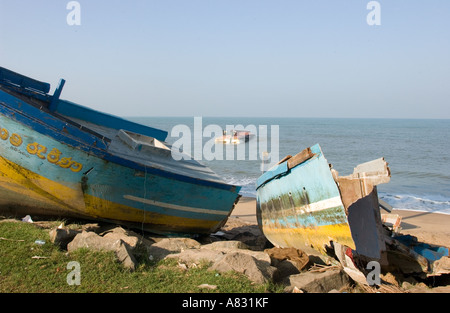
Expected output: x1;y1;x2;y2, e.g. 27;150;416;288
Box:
256;144;355;255
0;68;240;235
54;99;169;142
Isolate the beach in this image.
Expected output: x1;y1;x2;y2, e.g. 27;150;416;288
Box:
231;197;450;248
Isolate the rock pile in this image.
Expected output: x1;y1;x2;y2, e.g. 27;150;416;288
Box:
45;217;355;292
44;217;450;293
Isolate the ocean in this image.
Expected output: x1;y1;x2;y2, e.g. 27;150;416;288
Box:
129;117;450;215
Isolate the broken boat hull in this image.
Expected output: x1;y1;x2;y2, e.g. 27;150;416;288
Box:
256;144;355;255
256;143;450;278
0;67;240;235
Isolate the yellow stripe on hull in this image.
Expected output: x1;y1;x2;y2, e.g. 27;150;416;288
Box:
0;156;220;233
262;222;355;255
83;193;220;232
0;156;85;212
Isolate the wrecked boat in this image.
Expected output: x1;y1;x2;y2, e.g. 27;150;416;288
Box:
256;144;449;278
0;66;241;235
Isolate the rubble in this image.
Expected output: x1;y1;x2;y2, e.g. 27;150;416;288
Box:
209;251;276;284
67;230;138;271
284;267;350;293
4;213;442;292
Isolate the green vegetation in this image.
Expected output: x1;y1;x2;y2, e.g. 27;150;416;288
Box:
0;221;282;293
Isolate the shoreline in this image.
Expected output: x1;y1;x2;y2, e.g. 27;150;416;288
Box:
231;196;450;248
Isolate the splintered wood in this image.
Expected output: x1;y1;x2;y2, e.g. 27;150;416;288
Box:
336;157;391;211
334;158;391;261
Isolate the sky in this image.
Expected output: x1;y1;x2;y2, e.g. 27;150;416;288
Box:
0;1;449;118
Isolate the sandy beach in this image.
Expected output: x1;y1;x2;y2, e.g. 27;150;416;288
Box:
231;197;450;248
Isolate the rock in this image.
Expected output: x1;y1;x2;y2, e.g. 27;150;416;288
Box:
165;240;269;262
101;227;140;250
432;256;450;276
209;251;276;284
265;247;309;269
81;223;102;233
202;240;250;250
291;286;304;293
165;248;226;266
67;231;114;251
147;237;201;261
273;259;302;282
380;272;400;287
115;240;138;271
265;247;310;282
67;231;137;270
284;268;350;293
219;219;270;250
201;242;271;264
49;227;81;250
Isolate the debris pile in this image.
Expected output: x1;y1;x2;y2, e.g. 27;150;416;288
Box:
3;212;448;293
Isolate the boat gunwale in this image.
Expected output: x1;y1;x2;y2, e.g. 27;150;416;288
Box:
0;89;240;193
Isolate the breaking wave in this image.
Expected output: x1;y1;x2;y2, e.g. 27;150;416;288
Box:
223;175;257;198
223;175;450;216
379;193;450;215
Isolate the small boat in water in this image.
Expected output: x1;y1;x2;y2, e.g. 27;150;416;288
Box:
0;67;241;235
215;130;252;145
256;144;449;278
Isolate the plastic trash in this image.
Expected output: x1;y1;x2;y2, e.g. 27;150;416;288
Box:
22;215;33;223
34;240;46;245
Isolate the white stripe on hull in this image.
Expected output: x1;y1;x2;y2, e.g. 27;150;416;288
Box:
123;195;229;216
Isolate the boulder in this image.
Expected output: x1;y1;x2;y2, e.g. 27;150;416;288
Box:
67;231;116;251
49;227;81;249
209;251;276;284
265;247;310;282
165;248;226;266
202;240;250;250
147;237;201;261
100;227;140;250
284;268;350;293
273;259;303;282
67;231;137;271
265;247;309;269
217;218;270;250
115;240;138;271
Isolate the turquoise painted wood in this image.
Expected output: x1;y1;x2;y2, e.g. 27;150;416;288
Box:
256;144;355;254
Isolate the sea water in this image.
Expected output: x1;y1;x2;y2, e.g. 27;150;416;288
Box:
129;117;450;215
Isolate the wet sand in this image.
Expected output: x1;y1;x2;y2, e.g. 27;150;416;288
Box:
231;197;450;248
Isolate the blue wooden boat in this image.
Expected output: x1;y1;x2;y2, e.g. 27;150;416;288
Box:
0;67;241;235
256;144;390;260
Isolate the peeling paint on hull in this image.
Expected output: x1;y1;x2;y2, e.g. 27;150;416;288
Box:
256;144;355;255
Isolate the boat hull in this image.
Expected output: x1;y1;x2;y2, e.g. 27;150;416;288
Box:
256;144;355;255
0;90;240;235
